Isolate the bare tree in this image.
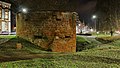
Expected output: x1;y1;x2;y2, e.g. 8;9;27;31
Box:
96;0;120;32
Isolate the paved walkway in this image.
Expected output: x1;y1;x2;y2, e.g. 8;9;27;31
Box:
77;35;96;38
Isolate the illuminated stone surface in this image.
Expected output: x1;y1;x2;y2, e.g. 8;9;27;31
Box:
16;11;77;52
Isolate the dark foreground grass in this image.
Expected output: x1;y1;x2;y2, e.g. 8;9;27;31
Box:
1;43;120;68
0;53;120;68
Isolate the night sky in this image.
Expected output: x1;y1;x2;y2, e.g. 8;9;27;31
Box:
76;0;97;26
2;0;97;26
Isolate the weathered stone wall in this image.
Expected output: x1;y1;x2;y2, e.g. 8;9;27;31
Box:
16;11;77;52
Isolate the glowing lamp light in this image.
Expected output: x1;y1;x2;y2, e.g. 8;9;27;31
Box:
90;29;93;32
78;24;81;26
92;15;97;19
22;8;27;13
97;32;99;34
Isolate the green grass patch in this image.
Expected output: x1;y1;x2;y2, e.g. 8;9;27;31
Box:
76;36;90;43
94;34;110;37
0;35;16;39
110;40;120;47
0;54;120;68
76;36;100;51
0;37;50;59
76;38;120;59
96;36;120;44
76;36;90;51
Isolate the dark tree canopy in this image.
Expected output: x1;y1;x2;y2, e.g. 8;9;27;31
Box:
96;0;120;31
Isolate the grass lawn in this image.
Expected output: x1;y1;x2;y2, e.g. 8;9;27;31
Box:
0;57;120;68
0;35;120;68
0;35;53;62
76;36;102;51
0;35;16;39
94;34;111;37
0;44;120;68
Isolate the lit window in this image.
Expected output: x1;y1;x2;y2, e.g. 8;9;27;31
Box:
0;8;1;18
5;5;8;8
5;11;9;19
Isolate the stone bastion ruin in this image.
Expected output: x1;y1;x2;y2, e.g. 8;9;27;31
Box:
16;0;77;52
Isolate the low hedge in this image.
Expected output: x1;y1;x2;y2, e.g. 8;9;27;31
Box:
95;36;120;44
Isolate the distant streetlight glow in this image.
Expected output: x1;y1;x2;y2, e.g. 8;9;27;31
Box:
92;15;97;19
22;8;27;13
92;15;97;32
90;28;93;32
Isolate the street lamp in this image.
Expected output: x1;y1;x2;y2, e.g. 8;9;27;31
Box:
92;15;97;19
92;15;97;32
22;8;27;13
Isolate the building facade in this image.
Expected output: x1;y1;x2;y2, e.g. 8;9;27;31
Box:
0;1;11;34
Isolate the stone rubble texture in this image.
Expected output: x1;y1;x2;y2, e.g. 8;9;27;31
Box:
16;11;77;52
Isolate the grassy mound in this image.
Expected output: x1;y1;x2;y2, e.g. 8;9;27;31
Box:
76;36;101;51
96;36;120;44
76;36;90;51
0;37;48;54
0;35;51;62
